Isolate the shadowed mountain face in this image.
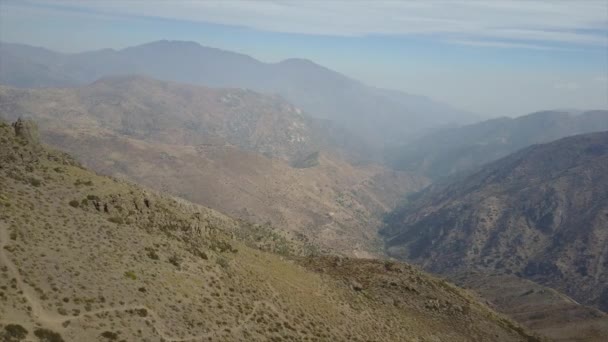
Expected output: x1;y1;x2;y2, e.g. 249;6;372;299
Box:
382;131;608;313
0;77;427;257
387;110;608;180
0;119;541;341
0;40;474;145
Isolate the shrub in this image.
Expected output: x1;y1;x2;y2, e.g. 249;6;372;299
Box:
145;247;159;260
68;200;80;208
3;324;28;341
108;217;124;224
74;179;93;186
28;177;41;187
124;271;137;280
33;328;64;342
135;308;148;317
216;256;229;268
168;254;181;267
100;331;118;340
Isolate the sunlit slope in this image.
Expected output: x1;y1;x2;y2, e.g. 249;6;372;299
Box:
0;119;540;341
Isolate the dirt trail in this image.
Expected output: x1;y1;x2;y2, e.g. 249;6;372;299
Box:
0;222;67;331
0;222;280;341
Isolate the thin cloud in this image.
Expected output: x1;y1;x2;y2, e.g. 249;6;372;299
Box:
15;0;608;49
595;76;608;83
554;82;582;90
448;39;571;51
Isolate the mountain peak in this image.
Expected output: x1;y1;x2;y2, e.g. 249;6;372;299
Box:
278;58;318;66
129;39;203;49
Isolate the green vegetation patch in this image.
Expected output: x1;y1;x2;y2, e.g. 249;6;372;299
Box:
124;271;137;280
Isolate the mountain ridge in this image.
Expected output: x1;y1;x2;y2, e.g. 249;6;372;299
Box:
382;131;608;313
388;109;608;180
0;40;475;145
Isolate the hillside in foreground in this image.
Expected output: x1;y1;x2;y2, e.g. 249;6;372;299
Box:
0;119;539;341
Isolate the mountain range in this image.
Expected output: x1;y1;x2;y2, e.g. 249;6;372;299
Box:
382;132;608;313
3;38;608;342
387;109;608;180
0;40;475;145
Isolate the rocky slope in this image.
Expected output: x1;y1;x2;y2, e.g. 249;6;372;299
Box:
0;40;474;145
452;271;608;342
382;132;608;314
388;110;608;180
0;119;539;341
0;74;370;164
0;78;427;256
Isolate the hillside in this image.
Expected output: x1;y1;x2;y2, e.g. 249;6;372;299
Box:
388;110;608;179
382;132;608;313
0;41;474;145
0;74;365;164
0;78;427;257
452;271;608;342
0;119;540;341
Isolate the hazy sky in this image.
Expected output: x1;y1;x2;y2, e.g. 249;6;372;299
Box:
1;0;607;117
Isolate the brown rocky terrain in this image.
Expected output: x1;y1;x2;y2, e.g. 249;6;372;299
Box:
453;271;608;341
0;119;540;341
0;78;427;256
382;132;608;314
0;40;475;146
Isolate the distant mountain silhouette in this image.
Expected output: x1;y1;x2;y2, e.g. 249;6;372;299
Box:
0;40;475;145
387;110;608;179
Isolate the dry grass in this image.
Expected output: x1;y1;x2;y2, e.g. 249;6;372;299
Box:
0;119;540;341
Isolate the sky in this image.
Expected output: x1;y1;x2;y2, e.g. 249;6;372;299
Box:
1;0;607;117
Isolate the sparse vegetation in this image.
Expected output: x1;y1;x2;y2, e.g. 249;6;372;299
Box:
124;271;137;280
145;247;159;260
74;179;93;186
216;256;229;268
168;254;181;267
86;194;100;201
108;216;124;224
0;118;546;342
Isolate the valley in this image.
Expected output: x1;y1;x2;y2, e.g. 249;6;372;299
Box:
0;7;607;339
0;76;427;257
